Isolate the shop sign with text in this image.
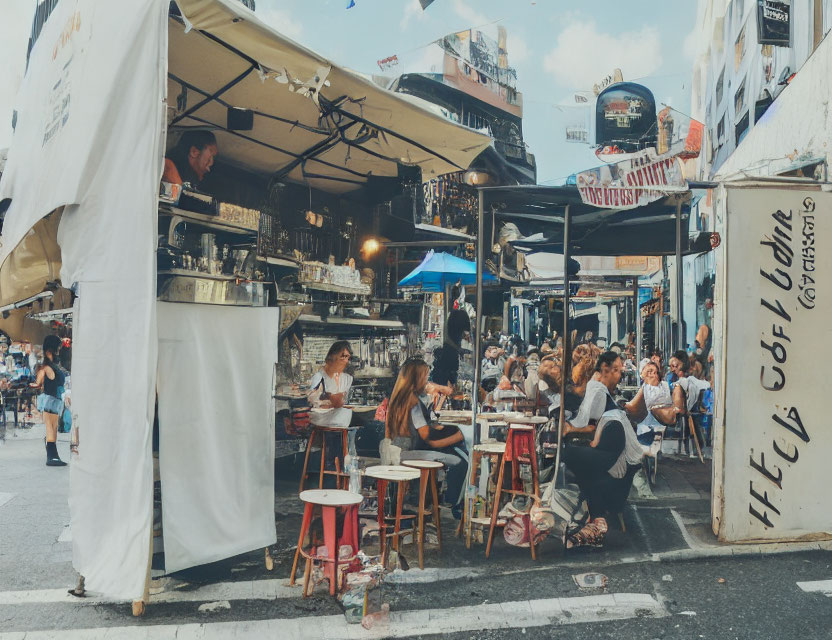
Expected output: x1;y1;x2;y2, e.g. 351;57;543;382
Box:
720;185;830;542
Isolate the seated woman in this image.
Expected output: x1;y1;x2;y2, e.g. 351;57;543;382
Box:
386;359;468;517
625;362;677;446
561;352;645;548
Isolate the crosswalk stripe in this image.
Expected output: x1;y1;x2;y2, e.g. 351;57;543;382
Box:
797;579;832;597
0;592;666;639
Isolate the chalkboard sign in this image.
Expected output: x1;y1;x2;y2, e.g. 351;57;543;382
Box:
757;0;791;47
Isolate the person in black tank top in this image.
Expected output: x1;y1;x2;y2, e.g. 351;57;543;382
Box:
31;335;67;467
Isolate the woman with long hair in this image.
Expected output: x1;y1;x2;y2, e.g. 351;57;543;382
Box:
30;335;67;466
386;359;468;515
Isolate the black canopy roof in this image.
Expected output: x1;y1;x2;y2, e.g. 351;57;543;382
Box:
481;184;712;256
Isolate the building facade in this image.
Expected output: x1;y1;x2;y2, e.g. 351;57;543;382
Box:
689;0;832;180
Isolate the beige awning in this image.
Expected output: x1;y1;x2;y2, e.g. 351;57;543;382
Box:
171;0;493;193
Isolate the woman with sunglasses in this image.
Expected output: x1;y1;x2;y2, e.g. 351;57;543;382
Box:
308;341;354;428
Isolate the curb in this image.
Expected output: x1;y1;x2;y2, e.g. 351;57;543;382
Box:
652;539;832;562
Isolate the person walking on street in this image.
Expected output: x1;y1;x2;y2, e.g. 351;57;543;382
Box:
30;335;67;467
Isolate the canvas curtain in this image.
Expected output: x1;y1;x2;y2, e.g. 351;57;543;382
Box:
156;302;278;573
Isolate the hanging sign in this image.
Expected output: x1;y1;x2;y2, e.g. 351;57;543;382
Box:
757;0;791;47
377;55;400;71
719;184;831;542
575;148;686;209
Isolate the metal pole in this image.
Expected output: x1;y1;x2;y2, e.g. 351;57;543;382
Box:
633;277;642;360
472;189;484;445
675;200;685;454
554;205;571;486
675;201;684;351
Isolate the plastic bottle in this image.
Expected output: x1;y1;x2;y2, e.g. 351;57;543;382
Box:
345;428;361;494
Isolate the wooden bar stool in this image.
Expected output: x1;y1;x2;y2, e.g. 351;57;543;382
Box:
363;465;420;562
289;489;363;597
457;442;507;549
400;459;445;569
299;425;350;493
486;425;540;560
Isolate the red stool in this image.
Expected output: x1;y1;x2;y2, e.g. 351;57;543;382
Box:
400;459;445;569
289;489;363;596
486;424;540;560
364;465;420;562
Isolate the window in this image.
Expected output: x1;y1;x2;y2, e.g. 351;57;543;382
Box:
734;26;746;71
717;115;726;142
735;111;750;144
734;78;746;115
715;68;725;105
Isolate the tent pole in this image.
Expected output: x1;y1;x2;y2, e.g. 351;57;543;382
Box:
472;189;484;446
554;205;571;487
675;200;684;351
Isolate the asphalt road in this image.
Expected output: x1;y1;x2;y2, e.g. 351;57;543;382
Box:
2;424;831;639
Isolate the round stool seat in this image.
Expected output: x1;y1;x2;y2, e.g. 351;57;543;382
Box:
506;416;548;425
473;442;506;454
401;459;445;470
299;489;364;507
364;465;421;481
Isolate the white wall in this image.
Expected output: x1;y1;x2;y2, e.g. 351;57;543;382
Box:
717;182;832;542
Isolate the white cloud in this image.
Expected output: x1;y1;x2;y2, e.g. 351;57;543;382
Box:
257;7;303;42
682;25;700;61
451;0;489;29
506;30;530;64
400;0;426;30
543;20;663;90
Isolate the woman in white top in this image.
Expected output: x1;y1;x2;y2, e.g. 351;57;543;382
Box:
625;362;676;446
308;341;354;428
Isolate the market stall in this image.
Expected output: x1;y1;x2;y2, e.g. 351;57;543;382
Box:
0;0;490;604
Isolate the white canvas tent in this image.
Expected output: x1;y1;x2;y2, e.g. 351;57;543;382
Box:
0;0;490;600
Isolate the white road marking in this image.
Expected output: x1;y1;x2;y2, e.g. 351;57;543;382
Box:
0;492;15;508
0;592;666;639
670;508;702;550
797;579;832;597
57;525;72;543
0;567;481;607
0;578;300;606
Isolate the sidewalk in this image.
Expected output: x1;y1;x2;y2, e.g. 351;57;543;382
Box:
0;422;76;593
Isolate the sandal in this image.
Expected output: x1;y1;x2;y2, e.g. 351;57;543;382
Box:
566;517;608;549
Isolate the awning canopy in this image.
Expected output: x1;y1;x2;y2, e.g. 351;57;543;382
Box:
171;0;493;193
482;184;712;256
398;250;497;292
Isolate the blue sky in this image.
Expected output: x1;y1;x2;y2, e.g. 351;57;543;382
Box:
0;0;699;182
254;0;699;182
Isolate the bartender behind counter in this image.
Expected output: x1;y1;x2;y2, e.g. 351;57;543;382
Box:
308;341;354;428
162;130;218;187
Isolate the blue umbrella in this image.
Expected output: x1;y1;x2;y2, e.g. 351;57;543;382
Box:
397;250;497;293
